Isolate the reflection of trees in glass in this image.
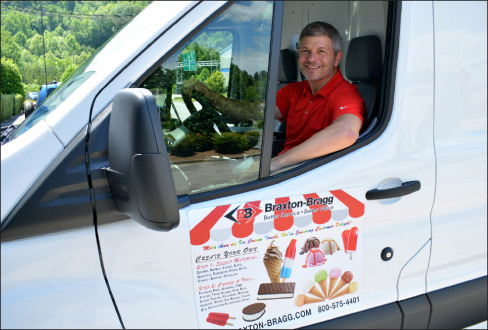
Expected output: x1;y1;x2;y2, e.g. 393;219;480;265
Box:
228;64;267;102
141;67;180;129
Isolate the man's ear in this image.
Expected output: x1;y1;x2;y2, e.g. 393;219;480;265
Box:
334;50;343;67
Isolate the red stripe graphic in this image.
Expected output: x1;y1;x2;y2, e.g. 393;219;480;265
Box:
232;201;261;238
330;190;364;218
303;193;331;224
274;197;294;231
190;205;231;245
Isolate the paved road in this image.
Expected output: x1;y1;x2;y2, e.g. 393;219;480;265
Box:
1;114;25;132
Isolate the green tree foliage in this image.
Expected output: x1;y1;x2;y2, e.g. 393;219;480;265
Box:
60;63;79;81
1;58;25;96
206;71;225;93
1;1;151;90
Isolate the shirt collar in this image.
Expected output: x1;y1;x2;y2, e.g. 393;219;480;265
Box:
302;69;344;98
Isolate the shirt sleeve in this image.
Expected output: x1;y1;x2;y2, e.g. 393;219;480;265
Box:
330;85;366;125
276;85;290;122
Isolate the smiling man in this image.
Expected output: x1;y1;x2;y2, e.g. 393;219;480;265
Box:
271;21;366;173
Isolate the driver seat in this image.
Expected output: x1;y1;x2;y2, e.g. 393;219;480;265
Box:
345;35;382;137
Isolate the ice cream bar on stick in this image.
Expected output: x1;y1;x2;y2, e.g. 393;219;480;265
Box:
346;227;359;260
281;239;296;282
342;229;350;254
206;312;236;326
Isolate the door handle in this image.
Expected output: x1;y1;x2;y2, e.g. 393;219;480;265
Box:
365;180;421;200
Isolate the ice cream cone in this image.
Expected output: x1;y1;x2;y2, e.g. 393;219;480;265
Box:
318;279;328;299
309;285;325;300
294;294;323;307
264;258;282;283
328;278;338;298
329;279;347;297
304;295;323;304
330;282;358;299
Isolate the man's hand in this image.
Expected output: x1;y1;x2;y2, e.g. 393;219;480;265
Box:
270;114;362;173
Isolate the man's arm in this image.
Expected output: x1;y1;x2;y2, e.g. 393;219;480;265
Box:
270;114;362;173
275;106;283;120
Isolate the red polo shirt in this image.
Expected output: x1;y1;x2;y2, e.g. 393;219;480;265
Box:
276;69;365;154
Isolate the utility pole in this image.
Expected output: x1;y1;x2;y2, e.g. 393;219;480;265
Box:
41;3;48;85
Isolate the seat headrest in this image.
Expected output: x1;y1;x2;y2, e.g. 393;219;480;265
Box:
278;49;297;83
345;36;382;82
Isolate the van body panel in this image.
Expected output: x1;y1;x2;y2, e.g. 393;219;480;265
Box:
0;228;120;329
428;1;487;292
1;121;63;221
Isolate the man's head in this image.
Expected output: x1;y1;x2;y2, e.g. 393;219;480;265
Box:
299;21;342;55
298;21;343;94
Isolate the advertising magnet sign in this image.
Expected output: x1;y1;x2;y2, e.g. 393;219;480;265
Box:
188;188;365;328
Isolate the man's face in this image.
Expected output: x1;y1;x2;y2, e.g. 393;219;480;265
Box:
298;35;342;89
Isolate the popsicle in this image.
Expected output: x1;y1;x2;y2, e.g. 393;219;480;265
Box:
342;229;350;254
347;227;359;259
281;239;297;282
342;227;359;260
206;312;236;326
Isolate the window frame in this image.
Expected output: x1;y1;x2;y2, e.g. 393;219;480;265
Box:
133;1;400;208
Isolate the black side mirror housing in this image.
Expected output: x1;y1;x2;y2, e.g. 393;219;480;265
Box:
105;88;179;231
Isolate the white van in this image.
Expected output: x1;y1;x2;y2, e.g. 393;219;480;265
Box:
1;1;486;329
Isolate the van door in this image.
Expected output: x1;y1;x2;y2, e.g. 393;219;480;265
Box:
427;1;487;292
90;2;436;328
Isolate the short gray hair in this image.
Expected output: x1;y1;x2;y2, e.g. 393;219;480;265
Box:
299;21;342;55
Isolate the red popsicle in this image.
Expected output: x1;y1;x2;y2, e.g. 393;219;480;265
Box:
347;227;359;251
206;312;235;326
342;229;350;253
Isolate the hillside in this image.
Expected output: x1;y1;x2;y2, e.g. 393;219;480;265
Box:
1;1;151;92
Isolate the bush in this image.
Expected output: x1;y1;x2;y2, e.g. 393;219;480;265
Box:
245;131;261;149
170;139;195;157
184;132;213;152
1;94;14;121
1;58;25;96
183;108;230;136
212;132;249;154
14;94;24;115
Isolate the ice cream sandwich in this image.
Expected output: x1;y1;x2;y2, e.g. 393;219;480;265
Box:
242;303;266;322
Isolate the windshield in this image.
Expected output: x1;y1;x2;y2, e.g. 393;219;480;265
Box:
6;3;144;142
8;63;95;141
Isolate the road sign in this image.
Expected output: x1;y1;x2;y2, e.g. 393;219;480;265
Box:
183;51;196;71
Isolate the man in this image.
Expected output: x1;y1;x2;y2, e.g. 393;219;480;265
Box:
271;21;366;173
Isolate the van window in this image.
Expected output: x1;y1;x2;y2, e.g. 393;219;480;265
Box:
140;1;273;195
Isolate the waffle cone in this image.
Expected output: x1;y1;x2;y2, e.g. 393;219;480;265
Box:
318;279;328;299
330;279;348;297
263;258;282;283
309;285;325;300
328;278;338;298
330;285;351;299
304;295;324;304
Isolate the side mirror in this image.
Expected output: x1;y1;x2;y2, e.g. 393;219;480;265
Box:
104;88;179;231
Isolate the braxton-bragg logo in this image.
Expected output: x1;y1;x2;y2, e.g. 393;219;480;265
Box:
225;202;262;224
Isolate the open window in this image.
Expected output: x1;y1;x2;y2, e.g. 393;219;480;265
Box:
139;1;274;195
136;0;395;198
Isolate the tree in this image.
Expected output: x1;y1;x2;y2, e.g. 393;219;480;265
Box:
206;71;225;93
1;31;22;65
198;68;211;82
60;63;79;81
1;58;25;96
65;34;81;61
13;31;27;47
